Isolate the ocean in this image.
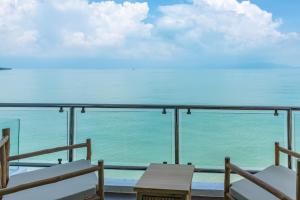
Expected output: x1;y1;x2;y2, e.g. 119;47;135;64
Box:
0;68;299;182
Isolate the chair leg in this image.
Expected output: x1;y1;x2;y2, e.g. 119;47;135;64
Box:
275;142;280;166
86;138;91;161
0;146;7;188
224;157;231;200
2;128;10;185
97;160;104;200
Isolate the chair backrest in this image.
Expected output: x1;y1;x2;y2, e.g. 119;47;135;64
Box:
0;128;10;189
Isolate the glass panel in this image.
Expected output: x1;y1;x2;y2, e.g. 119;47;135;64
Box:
180;110;287;171
0;108;69;163
0;118;20;156
293;111;300;169
105;170;144;180
193;173;242;183
75;108;174;166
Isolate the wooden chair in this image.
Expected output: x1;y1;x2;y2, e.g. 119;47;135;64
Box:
224;142;300;200
0;128;104;200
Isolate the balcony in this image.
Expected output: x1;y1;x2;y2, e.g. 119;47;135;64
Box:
0;103;299;199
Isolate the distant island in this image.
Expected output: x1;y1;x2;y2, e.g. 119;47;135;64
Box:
0;67;12;70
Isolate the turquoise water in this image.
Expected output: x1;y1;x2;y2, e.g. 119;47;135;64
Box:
0;68;300;182
1;68;300;105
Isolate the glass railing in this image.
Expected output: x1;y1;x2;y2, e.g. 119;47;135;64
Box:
0;118;20;156
75;108;174;166
0;108;69;163
180;110;287;170
293;111;300;169
0;104;297;183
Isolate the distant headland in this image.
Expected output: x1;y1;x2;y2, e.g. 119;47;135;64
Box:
0;67;12;70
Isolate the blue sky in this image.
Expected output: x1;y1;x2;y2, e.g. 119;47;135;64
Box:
250;0;300;32
0;0;299;68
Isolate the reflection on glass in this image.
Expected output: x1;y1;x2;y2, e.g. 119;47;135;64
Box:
180;110;287;170
0;118;20;156
75;109;174;166
0;108;69;163
293;112;300;169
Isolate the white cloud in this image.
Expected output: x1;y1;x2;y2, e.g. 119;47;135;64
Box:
0;0;154;55
56;0;153;48
0;0;39;54
157;0;298;50
0;0;299;66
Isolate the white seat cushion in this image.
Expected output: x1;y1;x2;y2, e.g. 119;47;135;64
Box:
231;165;296;200
4;159;98;200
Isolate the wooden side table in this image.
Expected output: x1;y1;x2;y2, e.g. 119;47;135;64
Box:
134;163;195;200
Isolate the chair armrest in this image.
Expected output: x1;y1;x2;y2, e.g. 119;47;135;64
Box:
228;162;293;200
277;144;300;159
9;139;91;161
275;142;300;167
0;160;104;197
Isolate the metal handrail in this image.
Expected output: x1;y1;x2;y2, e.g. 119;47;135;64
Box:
0;103;300;110
0;103;298;170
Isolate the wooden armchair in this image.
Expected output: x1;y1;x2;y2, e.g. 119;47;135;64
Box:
224;142;300;200
0;128;104;200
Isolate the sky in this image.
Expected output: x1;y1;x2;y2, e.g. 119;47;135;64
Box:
0;0;300;68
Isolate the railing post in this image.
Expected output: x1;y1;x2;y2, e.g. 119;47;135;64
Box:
68;107;75;162
287;109;293;169
175;108;179;164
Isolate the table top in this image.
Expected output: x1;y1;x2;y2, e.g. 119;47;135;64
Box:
134;163;195;192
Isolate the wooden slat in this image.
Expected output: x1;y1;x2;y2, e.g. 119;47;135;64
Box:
137;190;187;200
0;164;102;196
9;142;87;161
229;163;292;200
141;196;183;200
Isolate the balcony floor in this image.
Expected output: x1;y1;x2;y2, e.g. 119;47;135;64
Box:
105;193;223;200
